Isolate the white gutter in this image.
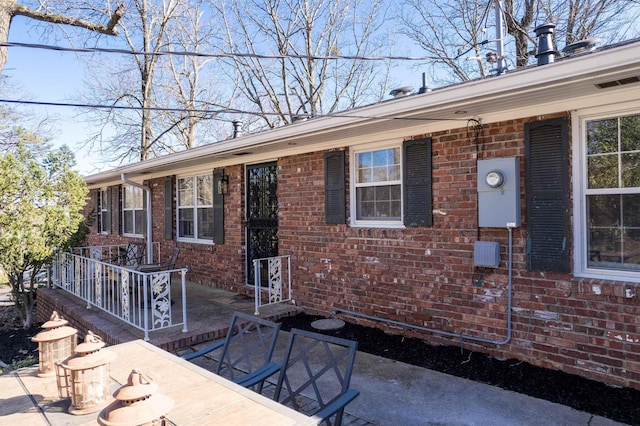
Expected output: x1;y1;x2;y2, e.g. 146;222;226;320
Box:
84;41;640;185
121;173;153;263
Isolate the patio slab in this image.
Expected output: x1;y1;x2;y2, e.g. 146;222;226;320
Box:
181;330;628;426
36;284;628;425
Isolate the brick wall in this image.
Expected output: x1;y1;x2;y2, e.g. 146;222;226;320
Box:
84;112;640;390
86;166;248;293
276;113;640;390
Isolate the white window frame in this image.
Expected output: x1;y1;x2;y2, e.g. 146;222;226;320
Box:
350;140;404;228
122;185;145;238
572;100;640;283
176;172;214;244
98;188;109;234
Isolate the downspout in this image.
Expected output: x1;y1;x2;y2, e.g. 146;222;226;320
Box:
121;173;153;263
332;226;514;347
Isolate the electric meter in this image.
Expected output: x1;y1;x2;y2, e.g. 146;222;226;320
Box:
485;170;505;188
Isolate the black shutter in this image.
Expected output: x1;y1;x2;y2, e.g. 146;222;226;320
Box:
213;170;225;244
112;186;120;235
525;117;570;272
164;176;173;240
325;151;346;224
403;138;432;227
92;190;99;232
104;188;112;233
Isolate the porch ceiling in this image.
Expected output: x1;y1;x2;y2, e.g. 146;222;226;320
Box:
85;40;640;187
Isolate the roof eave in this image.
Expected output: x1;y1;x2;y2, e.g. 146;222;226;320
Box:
85;40;640;186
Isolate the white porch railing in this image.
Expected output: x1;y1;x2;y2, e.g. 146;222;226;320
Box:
73;242;160;265
253;255;292;315
51;250;188;341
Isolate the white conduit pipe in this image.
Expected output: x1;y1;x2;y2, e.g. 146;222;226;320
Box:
121;173;153;263
332;226;514;346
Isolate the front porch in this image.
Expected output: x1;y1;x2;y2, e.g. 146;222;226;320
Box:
37;280;301;353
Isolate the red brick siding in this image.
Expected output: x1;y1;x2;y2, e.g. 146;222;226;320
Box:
83;113;640;390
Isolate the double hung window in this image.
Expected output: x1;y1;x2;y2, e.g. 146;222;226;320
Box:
583;112;640;274
98;188;110;234
574;105;640;281
123;185;145;237
352;145;402;226
345;139;431;228
177;174;213;242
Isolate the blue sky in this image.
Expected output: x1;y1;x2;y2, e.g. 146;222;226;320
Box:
3;16;108;175
3;13;422;176
1;3;489;177
3;3;639;177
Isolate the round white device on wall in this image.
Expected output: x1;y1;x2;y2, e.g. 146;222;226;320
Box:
485;170;505;188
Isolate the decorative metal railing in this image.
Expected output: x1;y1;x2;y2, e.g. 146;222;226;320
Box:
253;255;292;314
51;250;188;341
73;242;160;265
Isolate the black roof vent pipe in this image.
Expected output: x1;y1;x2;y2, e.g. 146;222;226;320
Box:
534;23;557;66
418;72;431;94
232;120;243;138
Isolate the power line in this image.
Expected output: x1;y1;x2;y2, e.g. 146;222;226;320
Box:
0;41;452;62
0;98;231;115
0;97;469;122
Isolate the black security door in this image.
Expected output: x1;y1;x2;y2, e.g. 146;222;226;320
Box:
246;162;278;284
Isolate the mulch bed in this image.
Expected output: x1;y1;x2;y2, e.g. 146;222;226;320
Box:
278;313;640;425
0;304;40;367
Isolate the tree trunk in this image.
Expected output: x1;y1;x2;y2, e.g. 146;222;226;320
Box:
0;0;15;71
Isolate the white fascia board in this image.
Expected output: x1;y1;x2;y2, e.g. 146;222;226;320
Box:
369;42;640;120
85;41;640;187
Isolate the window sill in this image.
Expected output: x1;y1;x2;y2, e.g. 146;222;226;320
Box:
574;269;640;284
176;238;214;246
176;240;216;252
350;222;406;229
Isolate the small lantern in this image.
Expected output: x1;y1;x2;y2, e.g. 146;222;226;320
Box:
56;331;117;415
31;311;77;377
98;369;173;426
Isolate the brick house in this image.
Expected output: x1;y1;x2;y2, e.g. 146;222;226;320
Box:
83;39;640;390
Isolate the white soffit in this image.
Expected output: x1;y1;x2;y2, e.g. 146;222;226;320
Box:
85;40;640;186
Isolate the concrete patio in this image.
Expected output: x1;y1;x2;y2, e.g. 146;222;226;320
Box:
180;326;628;426
35;283;629;426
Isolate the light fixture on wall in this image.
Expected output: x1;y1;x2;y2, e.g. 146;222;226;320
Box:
218;175;229;195
56;331;117;415
32;311;78;378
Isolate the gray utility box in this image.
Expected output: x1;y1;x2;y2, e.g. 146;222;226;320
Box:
474;241;500;268
477;157;521;228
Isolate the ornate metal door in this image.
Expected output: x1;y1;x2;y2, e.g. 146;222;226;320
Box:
246;162;278;285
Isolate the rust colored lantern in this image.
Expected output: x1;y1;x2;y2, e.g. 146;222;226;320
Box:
98;369;173;426
56;331;117;415
31;311;77;377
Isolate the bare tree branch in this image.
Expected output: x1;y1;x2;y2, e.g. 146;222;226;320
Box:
399;0;640;85
77;0;229;166
0;0;124;70
218;0;392;131
12;2;124;36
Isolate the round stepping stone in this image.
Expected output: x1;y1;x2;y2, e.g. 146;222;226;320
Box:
311;318;345;330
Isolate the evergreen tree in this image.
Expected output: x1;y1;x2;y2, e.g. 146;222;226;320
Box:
0;142;87;328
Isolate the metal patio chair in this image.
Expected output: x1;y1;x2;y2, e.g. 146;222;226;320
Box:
182;311;282;390
268;328;360;426
136;247;180;272
100;242;146;267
